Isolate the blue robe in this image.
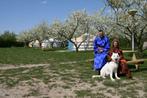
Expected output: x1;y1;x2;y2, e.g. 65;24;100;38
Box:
93;36;110;70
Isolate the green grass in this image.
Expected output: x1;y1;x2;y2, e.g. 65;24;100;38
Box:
0;60;146;97
0;47;147;97
74;90;93;97
0;66;53;87
0;47;146;65
0;47;93;64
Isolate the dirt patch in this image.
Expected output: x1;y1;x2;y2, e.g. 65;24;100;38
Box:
0;64;50;70
0;64;147;98
0;77;146;98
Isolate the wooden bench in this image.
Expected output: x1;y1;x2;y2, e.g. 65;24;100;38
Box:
89;50;145;70
123;50;145;70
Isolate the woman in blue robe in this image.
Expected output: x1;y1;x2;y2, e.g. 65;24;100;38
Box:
93;30;110;73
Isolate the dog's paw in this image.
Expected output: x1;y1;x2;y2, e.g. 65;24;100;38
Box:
92;75;100;78
111;79;115;81
116;77;120;80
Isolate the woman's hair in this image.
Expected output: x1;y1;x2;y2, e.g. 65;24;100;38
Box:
111;38;120;49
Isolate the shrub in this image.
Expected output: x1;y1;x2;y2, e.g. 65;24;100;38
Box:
0;31;24;47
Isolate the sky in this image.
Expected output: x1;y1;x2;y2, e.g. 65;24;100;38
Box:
0;0;105;34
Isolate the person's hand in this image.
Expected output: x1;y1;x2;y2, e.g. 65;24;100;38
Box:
98;47;103;53
99;49;103;52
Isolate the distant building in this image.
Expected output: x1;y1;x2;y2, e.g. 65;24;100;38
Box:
41;39;51;49
68;34;94;51
34;40;40;48
29;38;62;49
29;40;40;48
41;38;62;49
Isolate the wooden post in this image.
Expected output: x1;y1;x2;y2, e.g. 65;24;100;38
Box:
132;52;139;70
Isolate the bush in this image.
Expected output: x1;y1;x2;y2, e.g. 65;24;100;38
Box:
0;31;24;47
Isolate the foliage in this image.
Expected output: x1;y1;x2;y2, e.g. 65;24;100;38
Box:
90;11;114;36
16;1;147;53
17;9;119;52
31;21;50;46
17;22;50;47
17;30;34;47
105;0;147;55
48;10;92;52
49;20;67;48
0;31;22;47
61;10;91;52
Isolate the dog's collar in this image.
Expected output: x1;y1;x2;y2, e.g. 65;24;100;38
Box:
111;60;119;63
111;60;116;62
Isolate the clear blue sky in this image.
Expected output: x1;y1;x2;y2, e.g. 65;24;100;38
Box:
0;0;105;34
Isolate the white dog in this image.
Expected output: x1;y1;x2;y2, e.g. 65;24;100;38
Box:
92;53;120;81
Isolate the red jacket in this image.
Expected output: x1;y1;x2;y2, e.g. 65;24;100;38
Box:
108;48;125;61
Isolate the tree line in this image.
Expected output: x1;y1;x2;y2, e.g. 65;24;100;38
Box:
0;31;24;47
0;0;147;55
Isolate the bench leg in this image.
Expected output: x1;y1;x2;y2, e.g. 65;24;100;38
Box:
132;53;137;61
135;64;139;70
132;53;140;70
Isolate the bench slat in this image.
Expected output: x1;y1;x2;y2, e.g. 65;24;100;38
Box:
127;59;144;64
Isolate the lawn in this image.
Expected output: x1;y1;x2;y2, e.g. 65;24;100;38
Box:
0;47;147;98
0;47;93;64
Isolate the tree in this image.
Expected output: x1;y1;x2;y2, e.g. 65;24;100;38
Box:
0;31;17;47
17;30;34;47
31;21;50;47
49;10;91;52
58;10;90;52
105;0;147;56
49;20;67;48
90;11;114;36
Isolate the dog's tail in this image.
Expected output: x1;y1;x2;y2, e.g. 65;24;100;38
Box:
92;75;101;78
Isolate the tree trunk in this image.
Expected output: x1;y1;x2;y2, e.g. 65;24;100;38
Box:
75;46;79;52
24;41;29;47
